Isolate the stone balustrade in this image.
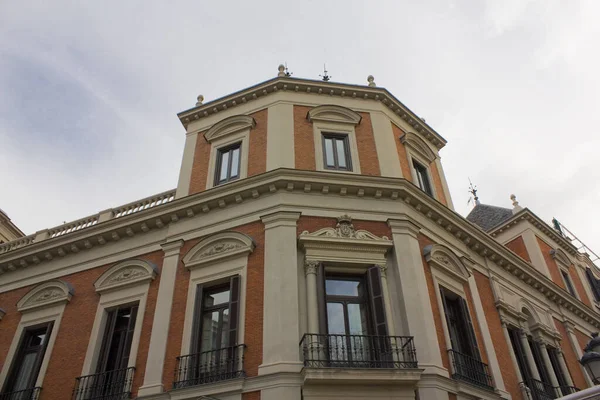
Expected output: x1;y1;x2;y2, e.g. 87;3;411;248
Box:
0;189;176;255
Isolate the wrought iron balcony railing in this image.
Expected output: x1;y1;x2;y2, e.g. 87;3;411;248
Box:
173;344;246;389
72;367;135;400
448;349;494;390
0;387;41;400
523;379;579;400
300;333;418;369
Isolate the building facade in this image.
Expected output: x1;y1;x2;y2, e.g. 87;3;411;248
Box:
1;66;599;400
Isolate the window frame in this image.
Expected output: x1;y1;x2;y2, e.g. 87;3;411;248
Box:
205;127;250;190
321;134;352;171
96;303;139;374
311;121;361;174
214;142;242;186
559;268;578;299
411;158;434;197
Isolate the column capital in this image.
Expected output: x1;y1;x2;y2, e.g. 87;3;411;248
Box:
499;316;509;328
161;239;184;256
563;320;575;334
387;215;421;237
375;263;388;278
304;259;319;276
261;211;301;229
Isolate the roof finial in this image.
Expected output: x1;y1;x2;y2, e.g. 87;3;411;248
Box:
277;64;286;77
468;179;480;207
510;194;523;214
284;62;292;77
195;94;204;106
367;75;376;87
319;64;331;82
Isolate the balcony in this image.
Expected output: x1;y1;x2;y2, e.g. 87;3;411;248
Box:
300;334;418;369
173;345;246;389
448;349;494;390
72;367;135;400
0;387;41;400
524;379;579;400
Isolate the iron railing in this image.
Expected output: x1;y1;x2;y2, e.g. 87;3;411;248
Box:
300;334;417;369
448;349;494;390
523;379;579;400
0;387;41;400
72;367;135;400
173;345;246;389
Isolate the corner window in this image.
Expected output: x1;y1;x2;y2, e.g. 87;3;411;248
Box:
215;143;241;186
322;134;352;171
412;159;433;196
585;268;600;302
2;322;53;397
561;270;577;297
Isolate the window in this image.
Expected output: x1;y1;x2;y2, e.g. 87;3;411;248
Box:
97;304;138;375
412;160;433;196
585;268;600;302
322;134;352;171
548;346;571;395
178;276;241;387
561;270;577;297
214;143;241;185
2;322;53;397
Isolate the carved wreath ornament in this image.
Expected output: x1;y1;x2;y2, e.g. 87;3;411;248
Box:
107;268;147;284
32;289;63;304
198;242;243;258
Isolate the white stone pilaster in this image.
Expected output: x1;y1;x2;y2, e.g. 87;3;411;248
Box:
434;157;454;210
521;230;551;278
138;240;184;396
266;102;295;170
175;132;199;198
539;341;561;396
387;217;446;378
304;260;319;334
259;211;303;376
378;263;396;336
519;330;541;381
369;111;403;178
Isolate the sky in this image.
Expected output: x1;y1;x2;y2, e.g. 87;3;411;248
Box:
1;1;599;257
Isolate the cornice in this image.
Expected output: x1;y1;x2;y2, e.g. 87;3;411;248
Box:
489;209;580;257
177;77;446;150
0;168;598;328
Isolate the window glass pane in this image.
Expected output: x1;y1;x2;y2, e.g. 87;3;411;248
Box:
221;309;230;348
326;279;361;296
30;331;46;347
335;139;347;168
326;303;346;334
230;147;240;178
347;303;368;335
12;352;37;391
219;151;230;181
204;288;230;307
324;138;335;166
201;310;220;353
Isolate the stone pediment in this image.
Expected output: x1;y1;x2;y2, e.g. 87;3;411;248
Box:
183;231;255;269
95;259;158;293
400;132;437;163
423;244;470;282
204;115;256;143
307;104;362;126
18;280;74;312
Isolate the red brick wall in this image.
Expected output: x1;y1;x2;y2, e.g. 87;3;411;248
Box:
188;130;210;195
0;251;163;400
504;236;532;263
242;391;261;400
247;109;268;177
391;123;412;181
162;221;265;388
537;237;566;290
293;106;316;171
570;266;593;307
430;160;448;206
355;112;380;176
554;318;588;389
473;270;522;400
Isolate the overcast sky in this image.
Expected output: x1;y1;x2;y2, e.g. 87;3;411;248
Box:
1;1;599;258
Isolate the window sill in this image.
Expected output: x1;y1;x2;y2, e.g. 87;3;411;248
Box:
302;367;423;385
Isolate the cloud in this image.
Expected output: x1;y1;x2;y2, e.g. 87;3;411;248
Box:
0;1;598;258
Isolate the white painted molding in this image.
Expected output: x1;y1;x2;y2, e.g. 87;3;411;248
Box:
400;131;437;164
550;248;572;267
204;115;256;143
183;231;255;269
17;280;74;312
94;259;158;294
423;244;471;282
307;104;362;125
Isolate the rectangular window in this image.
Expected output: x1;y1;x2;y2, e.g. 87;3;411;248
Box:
322;134;352;171
561;270;577;297
412;160;433;196
585;268;600;301
214;143;241;185
97;304;138;374
181;276;241;386
2;322;53;396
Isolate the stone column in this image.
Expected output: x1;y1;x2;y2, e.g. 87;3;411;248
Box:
377;263;396;337
539;341;561;396
500;318;524;383
519;330;542;381
138;240;184;397
388;217;448;400
304;260;319;335
564;321;593;387
259;211;302;400
556;347;575;387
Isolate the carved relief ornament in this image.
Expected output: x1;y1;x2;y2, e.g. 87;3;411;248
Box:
95;259;158;294
183;231;255;269
17;280;74;312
